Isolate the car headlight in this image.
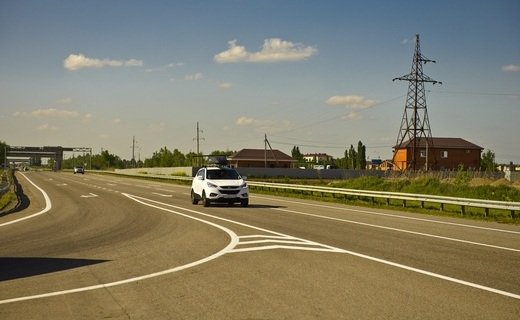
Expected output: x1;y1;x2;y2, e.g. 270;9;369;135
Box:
241;182;248;188
207;182;218;188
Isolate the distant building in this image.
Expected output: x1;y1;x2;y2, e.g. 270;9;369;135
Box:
393;137;483;171
228;149;294;168
303;153;333;163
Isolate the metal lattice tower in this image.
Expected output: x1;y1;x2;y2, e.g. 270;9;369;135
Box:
392;34;441;170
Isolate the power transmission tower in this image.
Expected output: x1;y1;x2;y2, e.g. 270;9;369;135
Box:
392;34;441;171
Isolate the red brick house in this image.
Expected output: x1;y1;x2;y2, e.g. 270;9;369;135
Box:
228;149;294;168
393;137;483;171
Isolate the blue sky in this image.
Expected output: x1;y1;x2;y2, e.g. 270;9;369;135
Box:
1;0;519;163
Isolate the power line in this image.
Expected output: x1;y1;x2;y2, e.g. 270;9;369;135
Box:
427;90;519;97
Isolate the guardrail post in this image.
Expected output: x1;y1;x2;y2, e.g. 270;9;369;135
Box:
421;201;425;209
512;210;516;219
484;208;489;217
403;200;406;208
440;203;444;211
461;206;466;215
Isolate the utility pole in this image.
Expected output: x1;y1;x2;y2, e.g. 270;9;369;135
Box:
264;134;280;168
392;34;441;171
193;122;205;166
131;136;137;168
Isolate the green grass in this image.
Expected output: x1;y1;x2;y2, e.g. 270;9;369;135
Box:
250;175;520;224
0;169;15;212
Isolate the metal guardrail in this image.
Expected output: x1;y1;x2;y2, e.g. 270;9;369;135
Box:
0;183;9;196
247;181;520;217
0;169;11;197
97;170;520;217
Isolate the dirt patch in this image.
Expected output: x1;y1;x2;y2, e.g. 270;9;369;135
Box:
490;178;512;187
468;178;494;187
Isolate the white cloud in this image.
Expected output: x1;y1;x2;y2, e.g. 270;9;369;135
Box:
236;116;256;126
502;64;520;72
14;108;80;118
56;97;73;105
218;82;233;89
112;118;122;124
184;73;203;81
326;95;379;120
214;38;317;63
37;123;59;131
236;116;293;134
166;62;184;68
64;53;143;71
145;62;184;73
326;95;378;109
82;113;93;123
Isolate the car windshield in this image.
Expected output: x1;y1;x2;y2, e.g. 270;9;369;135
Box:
206;168;240;180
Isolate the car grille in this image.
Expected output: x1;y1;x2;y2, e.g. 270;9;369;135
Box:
219;188;240;195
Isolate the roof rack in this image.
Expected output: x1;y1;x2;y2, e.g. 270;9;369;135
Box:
206;156;229;167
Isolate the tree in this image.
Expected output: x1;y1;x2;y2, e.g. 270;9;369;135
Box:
291;146;306;167
480;149;496;172
348;145;357;169
357;141;367;170
0;141;9;167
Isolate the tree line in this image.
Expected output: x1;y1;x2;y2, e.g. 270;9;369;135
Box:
292;141;367;169
0;140;502;172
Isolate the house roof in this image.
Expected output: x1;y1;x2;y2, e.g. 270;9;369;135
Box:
394;137;483;150
228;149;294;162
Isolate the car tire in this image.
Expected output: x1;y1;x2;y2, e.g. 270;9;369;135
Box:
191;190;199;205
202;192;210;207
240;199;249;207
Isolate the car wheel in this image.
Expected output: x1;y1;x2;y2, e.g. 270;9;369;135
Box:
191;190;199;205
241;199;249;207
202;191;210;207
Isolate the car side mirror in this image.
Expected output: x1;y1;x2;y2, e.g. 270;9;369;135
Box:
242;176;247;181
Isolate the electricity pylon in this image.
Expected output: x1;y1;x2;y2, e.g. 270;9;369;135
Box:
392;34;441;171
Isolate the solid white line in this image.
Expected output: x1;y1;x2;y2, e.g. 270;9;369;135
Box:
253;195;520;235
273;208;520;253
0;193;238;305
0;172;52;227
151;192;173;197
116;195;520;300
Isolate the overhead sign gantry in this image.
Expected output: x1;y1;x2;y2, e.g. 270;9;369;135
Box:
4;146;92;170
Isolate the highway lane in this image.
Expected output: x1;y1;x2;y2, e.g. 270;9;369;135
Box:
1;171;519;319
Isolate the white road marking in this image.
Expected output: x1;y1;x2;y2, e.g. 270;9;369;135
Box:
0;193;239;305
56;183;68;186
273;207;520;253
151;192;173;197
131;195;520;300
231;235;345;253
2;191;519;305
253;195;520;235
80;193;99;198
0;172;52;227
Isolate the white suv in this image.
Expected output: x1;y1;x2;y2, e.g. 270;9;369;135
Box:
191;167;249;207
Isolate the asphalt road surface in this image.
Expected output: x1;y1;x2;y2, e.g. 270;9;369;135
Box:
1;171;519;319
